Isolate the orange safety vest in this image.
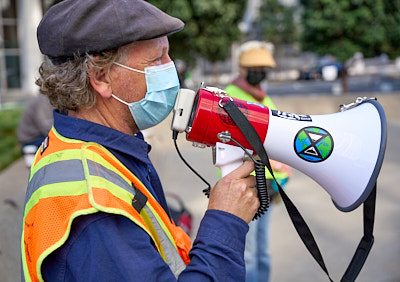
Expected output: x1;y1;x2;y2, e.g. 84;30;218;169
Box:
21;127;191;282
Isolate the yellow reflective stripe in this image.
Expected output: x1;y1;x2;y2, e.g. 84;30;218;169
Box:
26;159;86;205
80;145;157;244
81;142;155;205
83;145;131;186
21;230;31;282
36;207;97;282
81;144;133;206
29;149;82;182
147;204;177;249
88;176;133;204
141;207;166;259
23;180;87;219
52;126;83;144
88;157;131;187
143;204;186;278
87;160;134;194
90;201;156;246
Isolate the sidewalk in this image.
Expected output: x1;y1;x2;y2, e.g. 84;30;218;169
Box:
0;157;29;281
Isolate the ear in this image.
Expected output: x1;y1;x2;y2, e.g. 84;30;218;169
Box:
88;66;113;99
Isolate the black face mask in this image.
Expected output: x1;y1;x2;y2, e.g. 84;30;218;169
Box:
246;70;267;86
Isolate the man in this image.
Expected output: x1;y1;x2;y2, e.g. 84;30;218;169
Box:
21;1;259;281
225;41;292;282
17;94;53;167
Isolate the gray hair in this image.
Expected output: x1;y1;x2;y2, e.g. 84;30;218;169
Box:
35;49;126;111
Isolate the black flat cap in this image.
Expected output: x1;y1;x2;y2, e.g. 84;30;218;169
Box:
37;0;184;64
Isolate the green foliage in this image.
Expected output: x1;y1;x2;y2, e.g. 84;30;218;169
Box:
300;0;400;62
0;109;23;171
148;0;247;65
256;0;298;46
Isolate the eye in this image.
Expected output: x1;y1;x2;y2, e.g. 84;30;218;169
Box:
148;56;162;66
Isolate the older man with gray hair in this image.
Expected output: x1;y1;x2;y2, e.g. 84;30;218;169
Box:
21;1;259;281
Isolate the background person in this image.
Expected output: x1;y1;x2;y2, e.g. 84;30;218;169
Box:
17;94;53;167
225;40;293;282
21;1;259;281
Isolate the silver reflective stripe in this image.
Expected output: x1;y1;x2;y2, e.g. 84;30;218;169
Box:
26;159;136;204
26;159;85;204
86;160;135;195
144;205;186;278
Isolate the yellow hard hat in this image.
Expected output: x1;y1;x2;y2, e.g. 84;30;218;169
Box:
239;41;276;68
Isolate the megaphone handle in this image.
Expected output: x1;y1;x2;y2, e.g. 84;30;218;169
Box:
214;142;249;177
219;162;243;177
214;142;269;220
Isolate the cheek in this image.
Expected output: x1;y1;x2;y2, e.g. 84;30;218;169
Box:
239;68;247;77
114;73;147;102
135;76;148;100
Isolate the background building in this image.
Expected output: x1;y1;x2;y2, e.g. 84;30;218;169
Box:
0;0;49;104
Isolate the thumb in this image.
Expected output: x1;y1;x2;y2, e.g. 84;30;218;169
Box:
225;161;254;180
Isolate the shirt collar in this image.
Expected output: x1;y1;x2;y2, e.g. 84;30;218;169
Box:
53;110;152;165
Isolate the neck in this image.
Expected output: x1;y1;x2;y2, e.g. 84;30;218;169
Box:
68;96;139;135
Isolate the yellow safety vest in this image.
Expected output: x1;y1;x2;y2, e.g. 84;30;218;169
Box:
21;127;191;282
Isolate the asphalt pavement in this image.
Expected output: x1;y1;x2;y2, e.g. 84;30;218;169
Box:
1;93;399;281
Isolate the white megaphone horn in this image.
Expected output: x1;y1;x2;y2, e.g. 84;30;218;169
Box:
171;86;387;212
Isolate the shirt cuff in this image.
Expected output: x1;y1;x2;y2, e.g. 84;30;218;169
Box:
194;209;249;253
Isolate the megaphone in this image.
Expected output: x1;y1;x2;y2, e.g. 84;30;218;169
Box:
172;86;387;212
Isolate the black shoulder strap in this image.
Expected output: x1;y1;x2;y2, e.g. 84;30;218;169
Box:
222;100;376;282
341;184;375;282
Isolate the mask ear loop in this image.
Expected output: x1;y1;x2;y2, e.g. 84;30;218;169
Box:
111;93;130;106
112;63;147;105
113;62;148;74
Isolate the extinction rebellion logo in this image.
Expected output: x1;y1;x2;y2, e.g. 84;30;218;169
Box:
218;101;249;126
294;127;334;162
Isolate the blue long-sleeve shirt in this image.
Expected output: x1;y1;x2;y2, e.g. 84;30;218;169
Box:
41;111;249;281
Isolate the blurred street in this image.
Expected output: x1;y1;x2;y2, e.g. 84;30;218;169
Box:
267;75;400;96
1;93;399;281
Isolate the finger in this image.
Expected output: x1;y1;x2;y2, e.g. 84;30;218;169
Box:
234;176;256;195
225;161;255;180
243;175;256;188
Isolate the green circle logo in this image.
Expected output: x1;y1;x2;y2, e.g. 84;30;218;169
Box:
294;127;334;162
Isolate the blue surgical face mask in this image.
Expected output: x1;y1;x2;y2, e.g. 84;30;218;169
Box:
112;61;180;130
